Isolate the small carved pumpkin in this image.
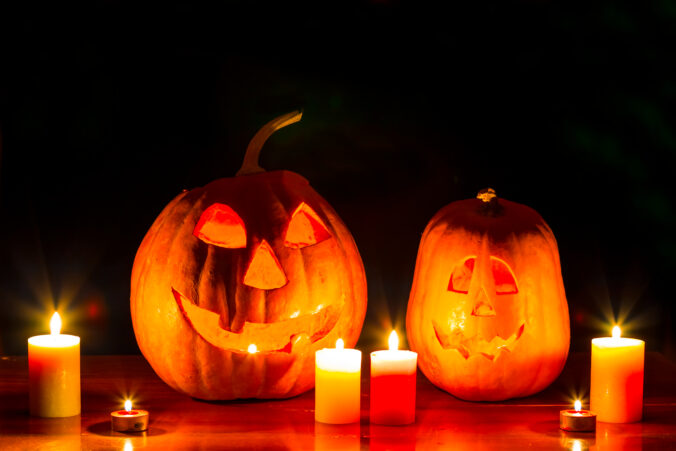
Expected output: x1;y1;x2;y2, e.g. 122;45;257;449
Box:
406;189;569;401
131;112;367;400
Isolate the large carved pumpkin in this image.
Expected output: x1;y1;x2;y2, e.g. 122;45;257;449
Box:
131;111;367;400
406;189;569;401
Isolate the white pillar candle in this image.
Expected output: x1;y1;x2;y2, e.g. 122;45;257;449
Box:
28;312;81;417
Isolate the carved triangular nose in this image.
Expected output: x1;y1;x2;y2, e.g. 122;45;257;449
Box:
471;287;496;317
243;240;288;290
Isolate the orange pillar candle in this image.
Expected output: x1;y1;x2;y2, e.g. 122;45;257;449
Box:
370;330;417;425
590;326;644;423
315;338;362;424
28;312;81;417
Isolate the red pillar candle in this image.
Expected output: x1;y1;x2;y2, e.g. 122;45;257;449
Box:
370;331;417;425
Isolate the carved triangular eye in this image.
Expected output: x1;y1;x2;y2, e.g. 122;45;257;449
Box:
284;202;331;249
193;203;246;248
491;257;518;295
448;257;475;294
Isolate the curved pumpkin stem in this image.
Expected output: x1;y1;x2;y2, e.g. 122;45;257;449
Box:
236;110;303;176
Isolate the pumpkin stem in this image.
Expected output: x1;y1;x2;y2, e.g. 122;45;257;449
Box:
477;188;497;203
477;188;503;216
236;110;303;176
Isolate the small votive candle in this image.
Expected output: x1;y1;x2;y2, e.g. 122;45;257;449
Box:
370;331;417;425
591;326;645;423
315;338;362;424
28;312;81;418
560;400;596;432
111;400;149;432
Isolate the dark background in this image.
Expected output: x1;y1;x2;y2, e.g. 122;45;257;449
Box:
0;1;674;357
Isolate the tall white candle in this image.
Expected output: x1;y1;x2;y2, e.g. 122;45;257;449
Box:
28;312;81;417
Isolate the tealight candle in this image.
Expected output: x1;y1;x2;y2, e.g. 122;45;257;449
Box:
315;338;362;424
590;326;644;423
370;330;417;425
560;400;596;432
28;312;81;417
111;400;149;432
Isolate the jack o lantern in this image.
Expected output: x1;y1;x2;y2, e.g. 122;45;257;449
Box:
131;111;367;400
406;189;569;401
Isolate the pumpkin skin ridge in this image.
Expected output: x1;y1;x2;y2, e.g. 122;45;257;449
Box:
131;193;179;387
132;190;205;396
406;194;569;401
172;190;213;395
132;169;367;400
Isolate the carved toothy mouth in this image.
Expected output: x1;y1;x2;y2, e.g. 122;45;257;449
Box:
172;288;343;354
432;319;525;360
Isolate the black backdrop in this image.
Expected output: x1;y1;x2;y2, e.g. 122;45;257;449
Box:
1;1;674;357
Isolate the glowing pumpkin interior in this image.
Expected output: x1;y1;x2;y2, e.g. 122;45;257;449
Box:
434;255;524;360
173;201;341;353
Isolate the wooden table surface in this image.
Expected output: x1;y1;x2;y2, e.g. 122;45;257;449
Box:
1;352;675;450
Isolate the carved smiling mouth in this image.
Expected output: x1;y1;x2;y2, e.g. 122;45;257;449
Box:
432;319;525;360
172;288;343;354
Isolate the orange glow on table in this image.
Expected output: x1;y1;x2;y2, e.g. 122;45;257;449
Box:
315;338;362;424
590;326;644;423
370;330;417;425
28;312;81;418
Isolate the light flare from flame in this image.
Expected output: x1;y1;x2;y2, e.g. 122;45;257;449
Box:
248;344;258;354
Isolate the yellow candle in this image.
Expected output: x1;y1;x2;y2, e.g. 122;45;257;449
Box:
315;338;362;424
590;326;644;423
28;312;81;417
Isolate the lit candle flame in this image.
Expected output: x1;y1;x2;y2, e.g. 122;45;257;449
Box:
572;440;582;451
336;338;344;349
124;400;132;412
123;440;134;451
388;330;399;351
50;312;62;335
248;344;258;354
612;326;621;339
574;400;581;412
